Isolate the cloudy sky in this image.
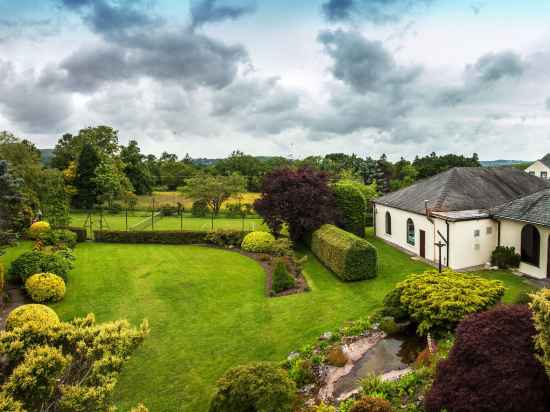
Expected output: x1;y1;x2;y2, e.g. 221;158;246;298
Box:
1;0;550;160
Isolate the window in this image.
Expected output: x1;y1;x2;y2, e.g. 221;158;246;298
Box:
474;229;480;237
486;227;493;235
406;218;415;246
529;171;536;176
385;212;392;235
521;224;540;267
542;171;548;179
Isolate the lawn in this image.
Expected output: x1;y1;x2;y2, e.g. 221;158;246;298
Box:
0;232;536;411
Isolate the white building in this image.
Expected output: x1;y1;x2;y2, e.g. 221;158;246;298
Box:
373;167;550;278
525;154;550;180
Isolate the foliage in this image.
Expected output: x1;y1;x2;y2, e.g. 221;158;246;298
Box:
191;199;209;217
38;229;77;249
159;203;179;216
413;152;480;179
380;288;409;322
0;311;149;411
225;201;254;218
326;346;348;367
205;230;247;248
241;231;276;253
272;259;295;293
209;362;296;412
7;250;73;283
313;402;336;412
491;245;521;269
36;168;71;228
73;143;102;209
5;304;60;330
425;304;550;412
333;182;367;237
515;289;534;305
0;160;31;234
67;226;87;242
94;229;249;245
270;238;294;257
379;317;399;335
0;263;4;306
310;224;378;281
287;358;314;387
25;273;66;303
120;140;153;195
254;167;339;241
397;269;505;335
349;396;393;412
28;221;51;239
530;289;550;377
93;158;134;208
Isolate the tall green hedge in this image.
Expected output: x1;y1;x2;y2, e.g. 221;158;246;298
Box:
333;183;367;237
310;224;377;281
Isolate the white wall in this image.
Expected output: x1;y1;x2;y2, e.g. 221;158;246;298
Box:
448;219;498;269
525;161;550;179
499;220;550;279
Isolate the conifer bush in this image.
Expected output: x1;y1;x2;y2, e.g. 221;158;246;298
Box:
8;250;73;282
25;273;66;303
272;260;295;293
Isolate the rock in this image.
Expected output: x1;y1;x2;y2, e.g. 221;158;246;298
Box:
299;384;316;394
287;352;300;361
320;331;333;341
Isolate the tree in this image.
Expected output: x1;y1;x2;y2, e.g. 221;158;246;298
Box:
254;167;338;241
120;140;154;195
214;151;266;192
36;169;70;228
73;143;101;209
93;159;134;208
159;152;195;190
425;305;550;412
182;174;246;229
0;160;30;233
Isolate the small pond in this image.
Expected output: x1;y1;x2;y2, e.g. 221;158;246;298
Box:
332;331;426;398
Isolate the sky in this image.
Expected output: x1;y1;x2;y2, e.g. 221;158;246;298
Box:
1;0;550;160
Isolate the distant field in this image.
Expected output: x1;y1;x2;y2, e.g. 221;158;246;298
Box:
136;192;261;210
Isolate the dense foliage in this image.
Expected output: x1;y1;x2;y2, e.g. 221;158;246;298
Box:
28;221;50;239
380;287;409;322
349;396;393;412
530;289;550;377
25;273;66;303
73;142;102;209
272;260;295;293
38;229;78;249
255;167;338;241
333;182;367;237
491;245;521;269
5;304;60;330
310;224;378;281
397;269;505;335
209;362;296;412
0;310;149;411
426;305;550;412
7;250;73;283
0;160;31;234
94;229;249;245
191;199;209;217
241;231;276;253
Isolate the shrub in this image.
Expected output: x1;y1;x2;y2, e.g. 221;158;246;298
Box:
270;238;294;257
8;250;73;283
25;273;66;303
28;221;51;239
397;269;505;335
349;396;393;412
0;262;4;296
205;229;247;248
66;226;87;242
326;346;348;367
314;402;337;412
272;260;295;293
209;362;296;412
310;224;377;281
288;358;315;387
191;199;209;217
38;229;77;249
159;203;178;216
425;305;550;412
94;230;249;245
515;289;535;305
491;245;521;269
5;304;60;330
381;288;409;322
379;317;399;335
0;394;25;412
333;182;367;237
241;231;275;253
530;289;550;377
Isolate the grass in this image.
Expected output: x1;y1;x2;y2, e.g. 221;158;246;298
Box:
0;230;537;411
135;191;260;210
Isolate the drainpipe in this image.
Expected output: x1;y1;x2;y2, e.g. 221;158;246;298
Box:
446;221;450;267
373;203;377;236
425;200;437;263
497;220;501;247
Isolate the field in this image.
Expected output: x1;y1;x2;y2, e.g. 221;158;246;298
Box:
135;191;261;210
1;230;534;411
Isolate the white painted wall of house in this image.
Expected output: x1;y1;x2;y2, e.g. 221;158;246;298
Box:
525;161;550;179
499;219;550;279
448;219;498;269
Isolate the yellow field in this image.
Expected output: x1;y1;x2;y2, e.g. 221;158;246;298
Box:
136;192;261;210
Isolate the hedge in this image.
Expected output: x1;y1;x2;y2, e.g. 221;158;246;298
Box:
67;227;87;243
310;224;377;281
333;182;367;237
94;230;249;245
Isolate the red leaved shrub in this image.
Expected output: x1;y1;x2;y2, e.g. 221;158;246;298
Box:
425;304;550;412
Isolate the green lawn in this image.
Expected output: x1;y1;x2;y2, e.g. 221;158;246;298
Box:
0;232;536;411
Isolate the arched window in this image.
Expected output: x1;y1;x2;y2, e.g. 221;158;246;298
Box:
407;218;415;246
385;212;392;235
521;224;540;266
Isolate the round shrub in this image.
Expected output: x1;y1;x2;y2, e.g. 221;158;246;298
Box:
209;362;296;412
28;221;51;239
333;182;367;237
25;273;66;303
349;396;393;412
6;304;60;330
38;229;77;249
241;231;275;253
191;199;209;217
425;304;550;412
381;288;409;322
8;251;72;283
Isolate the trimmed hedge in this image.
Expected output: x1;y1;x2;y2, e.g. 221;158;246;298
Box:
67;227;87;243
310;224;377;281
94;230;249;245
333;182;367;237
8;251;73;283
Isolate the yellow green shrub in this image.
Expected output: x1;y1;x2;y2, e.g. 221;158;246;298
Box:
5;304;60;330
25;273;66;303
241;231;275;253
28;221;51;239
0;262;4;295
530;288;550;376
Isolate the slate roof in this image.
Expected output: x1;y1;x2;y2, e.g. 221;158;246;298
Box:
539;154;550;168
375;167;550;215
491;188;550;227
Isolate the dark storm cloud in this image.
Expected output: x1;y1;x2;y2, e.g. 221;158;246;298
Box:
321;0;432;24
190;0;257;28
318;29;422;95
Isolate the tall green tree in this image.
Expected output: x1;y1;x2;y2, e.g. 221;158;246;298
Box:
120;140;153;195
36;169;70;228
0;160;31;233
73;143;101;209
93;159;134;208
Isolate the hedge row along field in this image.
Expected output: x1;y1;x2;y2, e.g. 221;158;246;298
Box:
94;230;249;245
310;224;378;281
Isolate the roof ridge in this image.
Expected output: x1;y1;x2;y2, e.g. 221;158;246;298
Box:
434;168;457;211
